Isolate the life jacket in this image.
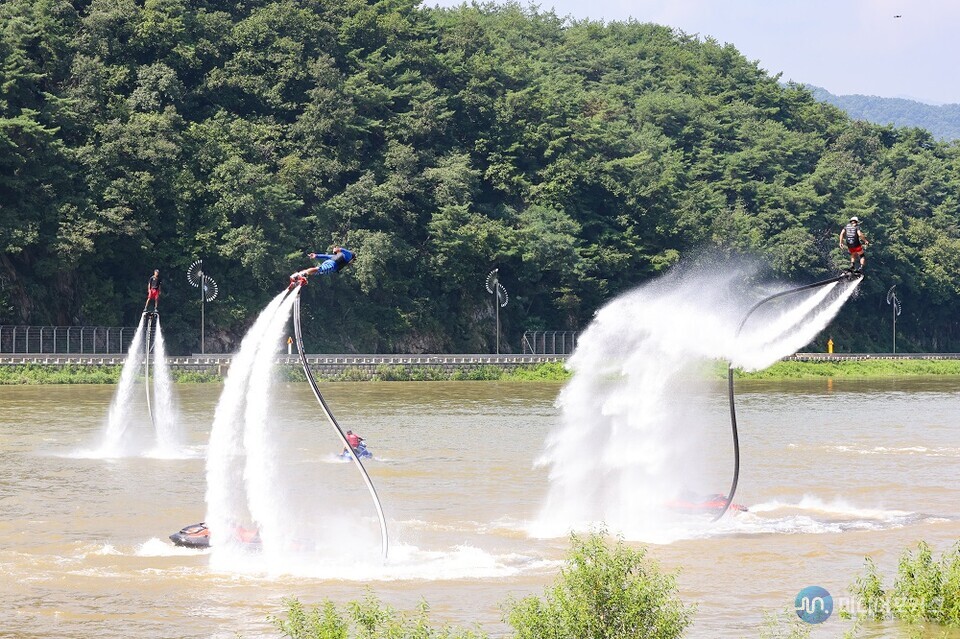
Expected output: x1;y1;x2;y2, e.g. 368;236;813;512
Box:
346;433;360;448
843;223;861;248
333;249;353;269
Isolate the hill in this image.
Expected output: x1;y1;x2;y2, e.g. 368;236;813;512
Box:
807;85;960;141
2;1;959;353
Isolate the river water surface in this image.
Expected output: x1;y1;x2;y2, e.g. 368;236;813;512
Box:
2;378;959;638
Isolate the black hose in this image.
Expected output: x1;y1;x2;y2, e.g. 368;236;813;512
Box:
292;290;389;559
144;312;157;432
713;273;855;521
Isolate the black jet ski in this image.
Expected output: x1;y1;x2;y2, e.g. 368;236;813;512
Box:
169;522;261;548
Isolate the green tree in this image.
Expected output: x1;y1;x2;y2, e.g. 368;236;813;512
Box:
505;531;694;639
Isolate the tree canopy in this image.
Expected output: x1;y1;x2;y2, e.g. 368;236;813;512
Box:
2;0;959;353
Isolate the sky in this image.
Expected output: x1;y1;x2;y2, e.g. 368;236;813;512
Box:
426;0;960;105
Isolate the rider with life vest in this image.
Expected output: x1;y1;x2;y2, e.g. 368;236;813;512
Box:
839;217;868;273
290;246;354;287
342;429;365;457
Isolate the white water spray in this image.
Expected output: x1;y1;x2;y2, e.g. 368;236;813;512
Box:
531;266;861;541
242;292;298;558
205;289;388;571
205;290;290;559
96;314;184;457
100;315;147;456
150;316;182;454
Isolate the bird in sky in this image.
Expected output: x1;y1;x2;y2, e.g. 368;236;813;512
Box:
894;14;902;18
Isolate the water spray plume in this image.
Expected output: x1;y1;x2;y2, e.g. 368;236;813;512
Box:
151;316;182;454
205;290;289;558
97;314;183;457
532;264;861;541
205;286;390;567
242;292;298;558
101;314;147;455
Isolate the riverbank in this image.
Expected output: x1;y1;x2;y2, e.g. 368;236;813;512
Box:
0;362;571;385
734;358;960;380
2;359;960;384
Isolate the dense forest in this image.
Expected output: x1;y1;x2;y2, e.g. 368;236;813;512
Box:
2;0;960;354
808;85;960;142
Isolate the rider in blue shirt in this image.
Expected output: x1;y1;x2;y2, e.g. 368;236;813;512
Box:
290;247;354;287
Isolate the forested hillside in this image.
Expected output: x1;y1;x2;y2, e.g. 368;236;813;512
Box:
3;0;960;354
808;85;960;142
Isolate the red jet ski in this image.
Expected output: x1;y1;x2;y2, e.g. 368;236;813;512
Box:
664;493;749;515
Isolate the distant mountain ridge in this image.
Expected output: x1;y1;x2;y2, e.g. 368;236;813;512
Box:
806;85;960;141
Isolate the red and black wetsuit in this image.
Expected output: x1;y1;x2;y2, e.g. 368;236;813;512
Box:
843;223;864;255
147;274;161;302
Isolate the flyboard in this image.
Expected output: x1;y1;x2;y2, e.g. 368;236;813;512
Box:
290;284;389;560
713;270;862;521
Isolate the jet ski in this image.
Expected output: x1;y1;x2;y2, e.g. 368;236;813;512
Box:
338;440;373;461
664;493;749;515
168;522;261;548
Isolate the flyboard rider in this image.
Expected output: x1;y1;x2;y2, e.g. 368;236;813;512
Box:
839;216;868;274
289;246;354;288
144;269;161;312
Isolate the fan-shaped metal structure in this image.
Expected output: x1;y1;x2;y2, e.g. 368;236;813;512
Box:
485;269;508;353
187;260;218;353
886;285;901;353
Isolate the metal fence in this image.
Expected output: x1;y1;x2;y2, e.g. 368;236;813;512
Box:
521;331;578;355
0;325;137;354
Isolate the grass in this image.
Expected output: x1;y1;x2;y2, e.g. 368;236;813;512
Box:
0;363;223;384
0;362;572;384
734;358;960;380
4;358;960;385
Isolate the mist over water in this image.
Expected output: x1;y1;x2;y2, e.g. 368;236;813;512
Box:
532;265;861;541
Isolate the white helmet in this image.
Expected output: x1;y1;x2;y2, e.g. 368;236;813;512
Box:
849;216;860;223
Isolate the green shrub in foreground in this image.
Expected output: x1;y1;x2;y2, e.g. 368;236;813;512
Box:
849;541;960;627
271;594;486;639
272;532;692;639
504;531;694;639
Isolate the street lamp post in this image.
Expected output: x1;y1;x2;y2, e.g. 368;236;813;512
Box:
485;269;509;354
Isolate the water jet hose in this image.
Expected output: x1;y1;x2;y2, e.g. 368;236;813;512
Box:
144;312;157;432
292;290;389;559
713;273;857;521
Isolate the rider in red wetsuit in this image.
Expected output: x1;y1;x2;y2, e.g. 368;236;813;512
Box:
144;269;161;312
